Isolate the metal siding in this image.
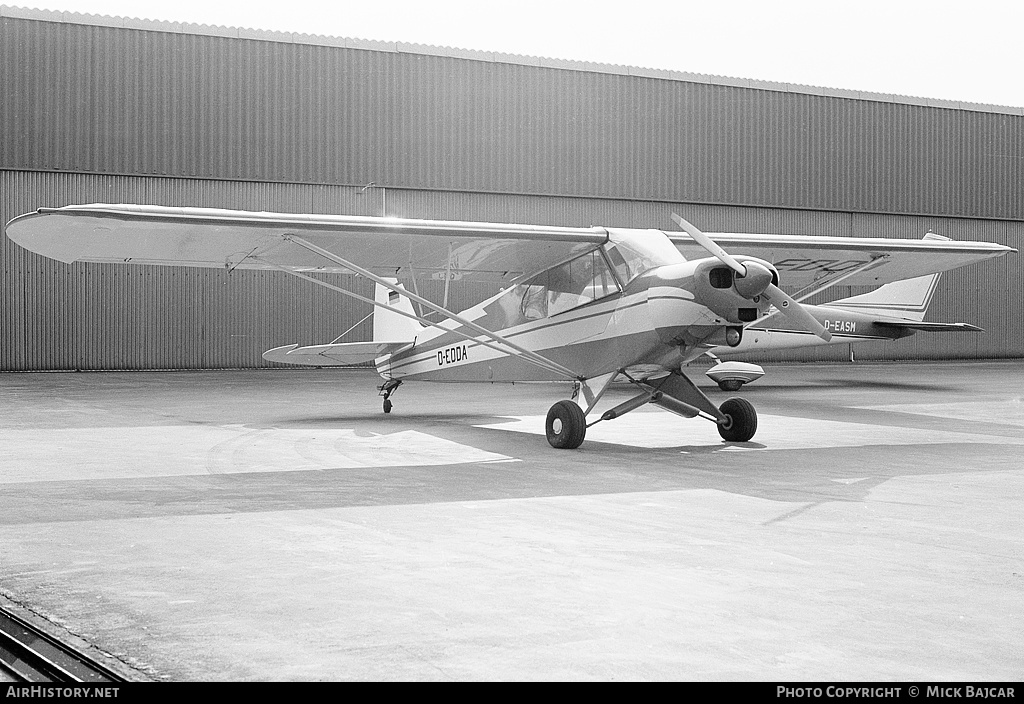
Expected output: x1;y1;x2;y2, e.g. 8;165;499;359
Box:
3;15;1023;221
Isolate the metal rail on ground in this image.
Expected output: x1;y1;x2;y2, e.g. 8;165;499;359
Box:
0;608;129;683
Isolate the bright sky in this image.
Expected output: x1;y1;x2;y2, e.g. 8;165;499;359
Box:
11;0;1024;108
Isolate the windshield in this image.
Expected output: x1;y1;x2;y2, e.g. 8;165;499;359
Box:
603;228;686;285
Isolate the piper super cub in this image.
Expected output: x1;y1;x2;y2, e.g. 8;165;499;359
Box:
5;205;1014;449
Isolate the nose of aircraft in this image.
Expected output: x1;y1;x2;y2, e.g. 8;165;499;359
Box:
733;260;775;299
671;213;832;342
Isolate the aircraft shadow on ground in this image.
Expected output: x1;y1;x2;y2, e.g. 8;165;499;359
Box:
807;378;961;392
732;378;961;394
275;412;513;427
0;428;1013;527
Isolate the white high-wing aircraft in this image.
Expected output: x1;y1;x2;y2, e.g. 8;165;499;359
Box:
5;204;1014;449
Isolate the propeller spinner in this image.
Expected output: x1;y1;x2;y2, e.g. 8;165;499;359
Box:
671;214;832;341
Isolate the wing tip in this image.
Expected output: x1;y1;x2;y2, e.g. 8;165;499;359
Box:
261;344;300;363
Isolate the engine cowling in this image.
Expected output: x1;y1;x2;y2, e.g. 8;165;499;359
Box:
691;257;777;324
642;258;774;348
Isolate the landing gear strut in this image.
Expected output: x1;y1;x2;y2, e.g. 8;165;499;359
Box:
378;378;402;414
544;370;760;449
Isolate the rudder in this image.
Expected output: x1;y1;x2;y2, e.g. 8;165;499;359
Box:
373;279;423;341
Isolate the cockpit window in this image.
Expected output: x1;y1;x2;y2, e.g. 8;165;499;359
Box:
603;229;686;286
519;249;619;319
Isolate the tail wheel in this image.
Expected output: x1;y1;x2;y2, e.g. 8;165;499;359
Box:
546;400;587;449
378;378;401;415
718;397;757;442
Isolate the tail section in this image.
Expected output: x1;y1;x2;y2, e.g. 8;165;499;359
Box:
823;233;948;322
373;279;424;342
262;279;422;367
823;273;940;322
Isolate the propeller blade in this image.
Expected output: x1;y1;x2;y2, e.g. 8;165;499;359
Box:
763;284;832;341
673;213;830;341
671;213;746;276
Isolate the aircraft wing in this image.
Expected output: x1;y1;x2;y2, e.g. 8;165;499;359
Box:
668;231;1015;291
7;205;1013;289
4;204;608;283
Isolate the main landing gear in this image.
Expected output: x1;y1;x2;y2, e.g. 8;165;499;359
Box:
545;400;587;449
544;371;758;449
378;378;402;414
716;397;757;442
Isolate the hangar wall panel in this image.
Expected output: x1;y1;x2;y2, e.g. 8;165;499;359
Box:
2;170;1020;371
2;15;1024;222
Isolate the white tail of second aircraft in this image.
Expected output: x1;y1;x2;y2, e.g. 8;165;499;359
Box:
823;233;948;322
823;272;940;321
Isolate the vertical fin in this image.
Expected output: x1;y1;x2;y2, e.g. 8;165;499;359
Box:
373;279;423;341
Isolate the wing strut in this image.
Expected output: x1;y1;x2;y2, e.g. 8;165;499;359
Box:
747;255;889;330
257;236;583;381
255;258;578;381
789;255;889;303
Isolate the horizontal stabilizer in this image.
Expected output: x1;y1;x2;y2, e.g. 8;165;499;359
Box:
872;321;983;333
263;341;414;367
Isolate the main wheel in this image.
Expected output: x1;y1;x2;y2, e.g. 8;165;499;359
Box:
717;397;757;442
546;400;587;449
383;398;393;414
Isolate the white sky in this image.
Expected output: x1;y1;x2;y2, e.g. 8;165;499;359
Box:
11;0;1024;108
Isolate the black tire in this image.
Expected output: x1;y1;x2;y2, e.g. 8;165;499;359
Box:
545;400;587;449
718;380;743;392
383;398;393;414
718;397;757;442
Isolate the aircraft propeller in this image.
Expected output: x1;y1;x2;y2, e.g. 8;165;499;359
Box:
671;214;832;341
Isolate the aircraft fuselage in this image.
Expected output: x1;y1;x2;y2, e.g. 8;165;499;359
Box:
720;305;913;355
378;256;775;383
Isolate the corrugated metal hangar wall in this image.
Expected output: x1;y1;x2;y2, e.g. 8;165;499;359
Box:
1;7;1022;371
